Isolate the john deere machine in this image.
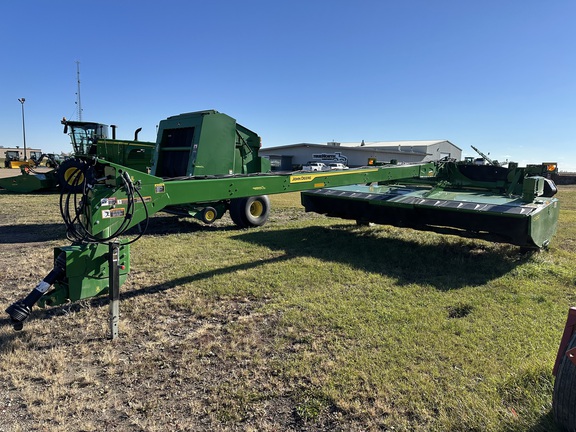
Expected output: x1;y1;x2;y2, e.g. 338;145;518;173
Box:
301;158;559;249
3;109;572;429
0;118;155;193
149;110;272;226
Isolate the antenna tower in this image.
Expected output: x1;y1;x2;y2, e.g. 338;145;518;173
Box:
76;61;83;121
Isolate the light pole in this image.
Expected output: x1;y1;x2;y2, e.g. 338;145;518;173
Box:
18;98;27;160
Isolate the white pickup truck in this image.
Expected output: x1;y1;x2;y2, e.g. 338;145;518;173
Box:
328;163;349;170
302;162;328;172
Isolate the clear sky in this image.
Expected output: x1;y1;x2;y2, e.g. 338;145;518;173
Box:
1;0;574;171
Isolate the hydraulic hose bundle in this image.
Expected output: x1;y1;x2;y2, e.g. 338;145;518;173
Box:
59;160;149;245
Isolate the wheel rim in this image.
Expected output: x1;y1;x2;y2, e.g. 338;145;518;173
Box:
204;209;216;222
249;200;264;217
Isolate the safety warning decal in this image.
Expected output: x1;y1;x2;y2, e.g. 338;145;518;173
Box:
102;208;126;219
101;196;152;206
101;197;118;206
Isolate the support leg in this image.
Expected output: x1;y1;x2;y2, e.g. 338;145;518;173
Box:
108;242;120;340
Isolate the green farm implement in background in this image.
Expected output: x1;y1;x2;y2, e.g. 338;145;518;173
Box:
0;119;155;193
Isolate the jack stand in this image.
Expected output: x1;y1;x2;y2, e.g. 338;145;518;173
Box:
108;242;121;340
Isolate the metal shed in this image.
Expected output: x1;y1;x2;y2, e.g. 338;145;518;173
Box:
259;140;462;170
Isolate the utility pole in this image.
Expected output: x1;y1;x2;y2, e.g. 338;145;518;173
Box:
76;61;83;121
18;98;27;160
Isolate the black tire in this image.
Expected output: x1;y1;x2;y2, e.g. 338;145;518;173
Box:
229;195;270;228
200;206;218;224
57;158;95;192
553;332;576;431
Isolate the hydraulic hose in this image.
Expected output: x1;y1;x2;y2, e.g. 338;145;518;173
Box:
5;252;66;330
60;167;149;245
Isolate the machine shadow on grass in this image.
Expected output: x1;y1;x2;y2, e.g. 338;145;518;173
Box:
0;215;231;245
126;223;534;301
0;223;67;243
231;225;533;291
528;410;560;432
119;223;534;298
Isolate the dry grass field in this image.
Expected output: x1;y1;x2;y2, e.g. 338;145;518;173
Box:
0;179;575;431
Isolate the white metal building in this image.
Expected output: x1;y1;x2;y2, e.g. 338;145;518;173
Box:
259;140;462;170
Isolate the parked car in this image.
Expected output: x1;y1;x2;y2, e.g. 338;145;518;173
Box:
328;163;349;170
302;162;328;172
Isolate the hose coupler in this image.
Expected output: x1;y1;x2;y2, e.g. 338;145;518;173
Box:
5;252;66;331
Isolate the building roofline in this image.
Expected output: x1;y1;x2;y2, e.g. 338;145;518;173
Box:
261;140;461;152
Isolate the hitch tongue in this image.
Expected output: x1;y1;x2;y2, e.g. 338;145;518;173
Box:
5;253;66;331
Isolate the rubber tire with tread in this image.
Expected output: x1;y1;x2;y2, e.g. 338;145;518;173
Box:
229;195;270;228
57;158;95;193
553;332;576;431
200;207;218;224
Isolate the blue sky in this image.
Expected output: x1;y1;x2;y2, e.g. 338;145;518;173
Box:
1;0;574;171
